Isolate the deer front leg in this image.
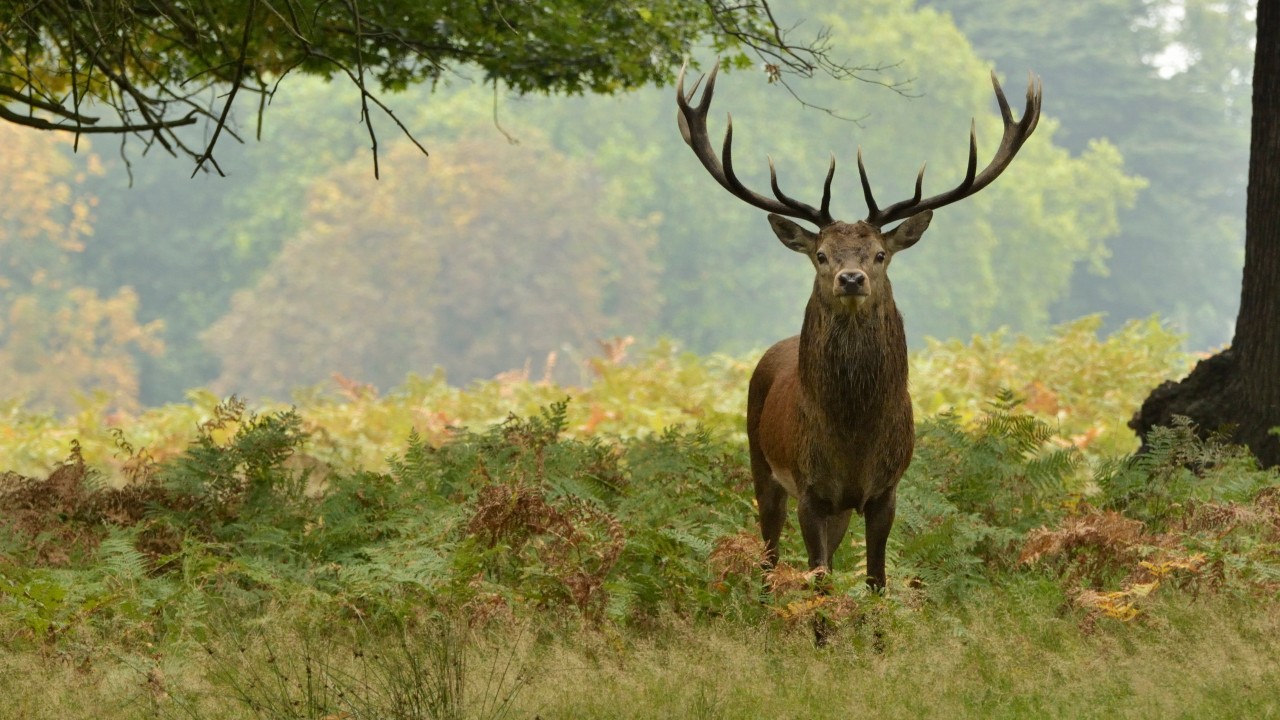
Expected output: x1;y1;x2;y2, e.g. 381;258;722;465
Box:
821;509;853;571
798;494;851;648
864;490;897;592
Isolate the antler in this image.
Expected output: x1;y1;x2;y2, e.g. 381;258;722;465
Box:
676;61;836;228
859;71;1043;227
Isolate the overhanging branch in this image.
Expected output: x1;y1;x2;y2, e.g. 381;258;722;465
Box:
1;0;896;173
0;103;198;133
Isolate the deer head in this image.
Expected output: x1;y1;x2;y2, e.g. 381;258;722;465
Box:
768;213;932;312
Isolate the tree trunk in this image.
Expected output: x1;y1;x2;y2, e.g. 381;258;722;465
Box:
1131;3;1280;468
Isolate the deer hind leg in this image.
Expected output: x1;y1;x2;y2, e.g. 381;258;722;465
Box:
749;447;788;571
823;509;853;571
797;495;852;574
797;498;852;648
754;476;788;572
863;490;897;592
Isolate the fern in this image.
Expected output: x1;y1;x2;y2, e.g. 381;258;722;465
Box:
894;400;1086;601
7;380;1275;651
1098;416;1279;529
660;524;714;557
96;528;148;584
158;398;313;542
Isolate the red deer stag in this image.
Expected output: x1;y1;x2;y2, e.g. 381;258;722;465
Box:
676;62;1041;593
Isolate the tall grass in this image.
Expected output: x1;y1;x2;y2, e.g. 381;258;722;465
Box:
5;591;1277;720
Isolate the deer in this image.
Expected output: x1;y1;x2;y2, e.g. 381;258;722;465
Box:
676;62;1041;597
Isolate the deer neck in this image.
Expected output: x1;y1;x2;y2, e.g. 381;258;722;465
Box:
797;290;908;420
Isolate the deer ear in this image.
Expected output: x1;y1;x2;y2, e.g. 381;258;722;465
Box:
768;214;818;255
885;210;933;253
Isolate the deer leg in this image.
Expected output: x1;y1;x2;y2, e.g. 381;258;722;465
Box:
822;509;854;571
748;435;787;571
797;494;836;574
864;490;897;593
754;475;788;571
798;497;850;648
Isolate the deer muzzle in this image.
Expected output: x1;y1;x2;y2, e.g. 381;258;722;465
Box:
836;270;869;297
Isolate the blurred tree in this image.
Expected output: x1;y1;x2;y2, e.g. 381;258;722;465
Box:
1133;3;1279;468
0;0;868;172
0;126;163;412
528;0;1145;350
50;0;1153;404
921;0;1253;347
201;132;657;397
0;289;164;412
72;79;379;404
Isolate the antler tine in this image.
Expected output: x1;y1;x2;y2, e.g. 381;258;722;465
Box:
863;70;1043;227
675;62;700;146
820;154;835;221
856;146;879;220
675;59;835;228
963;118;979;188
766;154;836;227
1028;72;1043;135
993;69;1014;124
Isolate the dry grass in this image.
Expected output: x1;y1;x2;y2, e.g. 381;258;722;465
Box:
512;592;1280;720
11;589;1275;720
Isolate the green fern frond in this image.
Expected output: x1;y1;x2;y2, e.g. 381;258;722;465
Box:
96;528;148;583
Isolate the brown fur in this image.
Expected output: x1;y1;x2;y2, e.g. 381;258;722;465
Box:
747;214;931;591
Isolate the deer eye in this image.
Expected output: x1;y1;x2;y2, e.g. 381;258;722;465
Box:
815;251;828;265
875;251;886;263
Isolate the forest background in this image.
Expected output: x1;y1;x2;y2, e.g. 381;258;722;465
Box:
4;2;1277;715
0;0;1254;412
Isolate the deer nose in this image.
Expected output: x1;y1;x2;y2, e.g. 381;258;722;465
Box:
838;270;867;292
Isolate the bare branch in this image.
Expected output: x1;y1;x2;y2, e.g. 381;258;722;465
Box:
191;0;259;177
492;80;519;145
0;85;97;124
699;0;917;120
346;0;381;179
0;103;197;133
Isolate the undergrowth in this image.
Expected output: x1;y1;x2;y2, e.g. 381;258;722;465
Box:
0;315;1188;481
2;393;1275;654
0;319;1275;718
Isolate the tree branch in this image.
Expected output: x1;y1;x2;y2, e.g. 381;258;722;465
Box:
0;103;197;133
191;0;259;177
0;0;898;172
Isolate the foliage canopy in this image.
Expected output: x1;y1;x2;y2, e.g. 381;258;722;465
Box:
1;0;858;171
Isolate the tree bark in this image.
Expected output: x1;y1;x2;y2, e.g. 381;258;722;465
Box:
1132;3;1280;468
